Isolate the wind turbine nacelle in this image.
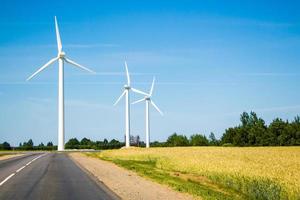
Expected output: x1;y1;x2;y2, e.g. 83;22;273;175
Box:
124;85;130;90
58;51;66;58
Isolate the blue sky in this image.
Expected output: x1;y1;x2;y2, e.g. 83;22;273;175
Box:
1;0;300;146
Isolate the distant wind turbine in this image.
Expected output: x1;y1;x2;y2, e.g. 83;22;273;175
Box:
26;16;95;151
114;61;148;147
132;77;163;148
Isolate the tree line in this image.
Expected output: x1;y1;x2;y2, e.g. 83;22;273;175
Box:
1;112;300;150
151;112;300;147
65;137;124;149
0;138;124;150
0;139;56;150
150;132;218;147
221;112;300;146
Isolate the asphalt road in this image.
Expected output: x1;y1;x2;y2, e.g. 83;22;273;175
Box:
0;152;119;200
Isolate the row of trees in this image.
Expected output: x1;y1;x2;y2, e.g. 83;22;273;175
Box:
17;139;56;150
0;142;11;150
65;134;218;149
147;112;300;147
221;112;300;146
65;138;124;149
0;140;57;150
0;138;130;151
0;138;123;151
150;132;218;147
1;112;300;150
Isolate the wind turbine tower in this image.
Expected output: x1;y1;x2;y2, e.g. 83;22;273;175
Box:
114;62;148;147
132;77;163;148
26;16;94;151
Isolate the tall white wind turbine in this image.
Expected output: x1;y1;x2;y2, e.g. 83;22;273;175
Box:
26;16;94;151
132;77;163;148
114;61;148;147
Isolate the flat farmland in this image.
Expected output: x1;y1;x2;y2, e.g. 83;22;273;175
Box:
87;147;300;200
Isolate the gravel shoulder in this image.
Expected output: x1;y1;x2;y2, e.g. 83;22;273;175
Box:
69;152;195;200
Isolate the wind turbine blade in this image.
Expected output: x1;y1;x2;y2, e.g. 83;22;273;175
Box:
114;90;126;106
125;61;130;86
149;76;155;96
26;57;58;81
54;16;62;52
131;88;148;96
150;100;163;116
65;58;95;74
132;98;145;105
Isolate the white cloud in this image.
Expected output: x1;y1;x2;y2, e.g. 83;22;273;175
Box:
238;72;300;77
65;99;115;111
26;97;53;104
42;43;119;49
199;17;294;29
224;105;300;116
0;81;55;85
0;80;238;86
252;105;300;113
76;71;152;76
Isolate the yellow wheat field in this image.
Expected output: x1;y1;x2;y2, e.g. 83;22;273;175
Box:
97;147;300;199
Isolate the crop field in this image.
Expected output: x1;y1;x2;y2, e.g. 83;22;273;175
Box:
87;147;300;200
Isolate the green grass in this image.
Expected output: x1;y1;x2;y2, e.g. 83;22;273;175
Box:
86;153;246;200
206;173;288;200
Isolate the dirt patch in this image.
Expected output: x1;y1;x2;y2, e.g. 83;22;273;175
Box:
69;153;196;200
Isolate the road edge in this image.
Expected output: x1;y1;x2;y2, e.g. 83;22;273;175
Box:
67;153;121;200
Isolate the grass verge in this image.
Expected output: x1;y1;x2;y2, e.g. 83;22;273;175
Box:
86;153;246;200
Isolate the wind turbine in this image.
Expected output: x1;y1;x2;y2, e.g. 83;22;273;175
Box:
114;61;148;147
26;16;94;151
132;77;163;148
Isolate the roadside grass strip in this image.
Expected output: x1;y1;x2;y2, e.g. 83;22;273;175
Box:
97;157;244;200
